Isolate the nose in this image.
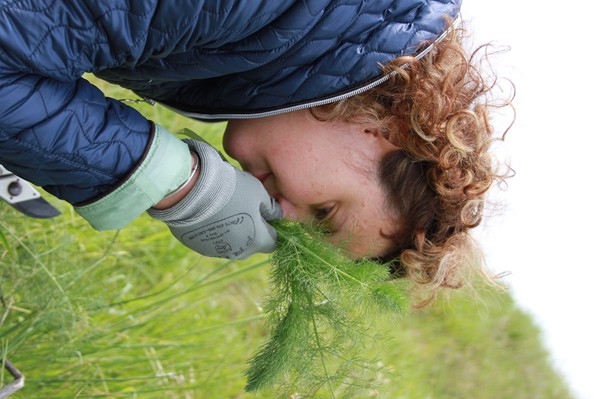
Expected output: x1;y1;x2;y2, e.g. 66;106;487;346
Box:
275;195;312;222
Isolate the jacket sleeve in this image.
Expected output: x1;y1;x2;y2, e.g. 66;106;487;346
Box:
0;0;192;229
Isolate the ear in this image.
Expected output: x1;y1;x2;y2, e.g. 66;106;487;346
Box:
362;126;401;151
363;127;381;137
361;125;390;140
350;114;383;137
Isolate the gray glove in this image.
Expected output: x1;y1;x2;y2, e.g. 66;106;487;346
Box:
148;139;282;259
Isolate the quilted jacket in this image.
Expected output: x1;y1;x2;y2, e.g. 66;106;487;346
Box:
0;0;460;229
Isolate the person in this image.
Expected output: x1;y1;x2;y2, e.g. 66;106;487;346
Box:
0;1;509;298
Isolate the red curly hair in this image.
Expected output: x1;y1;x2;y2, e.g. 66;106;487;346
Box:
312;25;513;305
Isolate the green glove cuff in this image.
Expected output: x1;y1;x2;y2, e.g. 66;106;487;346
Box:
75;124;192;230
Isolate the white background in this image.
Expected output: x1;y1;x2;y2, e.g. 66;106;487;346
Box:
462;2;600;399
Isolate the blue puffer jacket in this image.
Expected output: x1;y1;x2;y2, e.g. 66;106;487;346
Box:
0;0;460;228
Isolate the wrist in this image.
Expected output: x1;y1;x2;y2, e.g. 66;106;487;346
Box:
147;138;236;224
75;124;192;230
153;151;200;210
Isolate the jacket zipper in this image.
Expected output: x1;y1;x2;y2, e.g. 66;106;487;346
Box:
158;73;394;120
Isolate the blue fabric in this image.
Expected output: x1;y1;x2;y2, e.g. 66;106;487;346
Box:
0;0;461;205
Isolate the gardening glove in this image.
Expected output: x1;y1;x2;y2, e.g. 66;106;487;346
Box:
147;139;283;260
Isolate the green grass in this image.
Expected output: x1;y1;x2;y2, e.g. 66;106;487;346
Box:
0;77;574;398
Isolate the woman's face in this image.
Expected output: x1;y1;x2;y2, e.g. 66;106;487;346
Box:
223;109;400;258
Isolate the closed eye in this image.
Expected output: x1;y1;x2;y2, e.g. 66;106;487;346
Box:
314;206;334;221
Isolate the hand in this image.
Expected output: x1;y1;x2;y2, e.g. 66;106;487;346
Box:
148;139;282;259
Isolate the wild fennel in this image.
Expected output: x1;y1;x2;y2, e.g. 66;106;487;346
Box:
245;220;408;395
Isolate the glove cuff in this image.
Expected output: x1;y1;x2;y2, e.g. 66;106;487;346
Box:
75;124;192;230
147;139;236;225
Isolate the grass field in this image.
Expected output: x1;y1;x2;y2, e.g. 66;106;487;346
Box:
0;77;574;398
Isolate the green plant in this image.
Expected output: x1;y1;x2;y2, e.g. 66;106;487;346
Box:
245;220;408;397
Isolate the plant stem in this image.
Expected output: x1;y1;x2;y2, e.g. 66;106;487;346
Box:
0;220;71;304
275;227;370;289
305;291;336;399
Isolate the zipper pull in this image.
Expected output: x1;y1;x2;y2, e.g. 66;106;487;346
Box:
143;97;156;106
117;97;156;106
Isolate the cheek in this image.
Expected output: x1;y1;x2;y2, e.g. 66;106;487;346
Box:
223;121;261;162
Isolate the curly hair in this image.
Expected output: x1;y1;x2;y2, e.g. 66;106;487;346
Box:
312;25;513;305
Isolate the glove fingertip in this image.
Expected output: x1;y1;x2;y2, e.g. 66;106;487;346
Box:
261;197;283;221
